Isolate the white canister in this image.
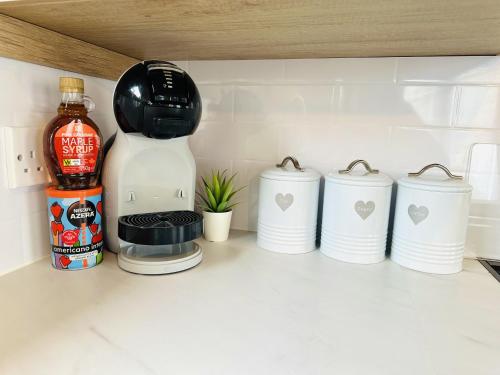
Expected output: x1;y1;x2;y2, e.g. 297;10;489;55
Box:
257;156;320;254
320;160;393;264
391;164;472;274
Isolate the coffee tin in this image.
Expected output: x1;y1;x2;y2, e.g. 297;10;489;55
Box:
46;186;104;270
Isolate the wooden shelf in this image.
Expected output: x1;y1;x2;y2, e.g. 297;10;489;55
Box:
1;0;499;80
0;14;138;80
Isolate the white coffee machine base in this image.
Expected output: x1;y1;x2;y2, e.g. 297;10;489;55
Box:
118;243;203;275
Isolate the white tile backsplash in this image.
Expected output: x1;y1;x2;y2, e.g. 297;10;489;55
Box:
198;84;234;122
15;63;65;113
189;60;285;84
449;129;500;171
456;86;500;129
186;56;500;260
0;62;17;125
334;84;456;127
234;85;334;124
397;56;500;84
0;57;116;275
466;143;500;259
236;122;281;161
388;127;451;172
2;55;500;275
21;211;50;264
231;160;272;231
13;111;54;130
468;143;500;178
284;58;397;83
0;219;24;273
191;120;238;160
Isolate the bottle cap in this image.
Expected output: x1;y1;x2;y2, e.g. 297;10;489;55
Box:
59;77;84;93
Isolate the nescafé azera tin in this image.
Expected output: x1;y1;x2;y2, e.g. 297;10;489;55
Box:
46;186;103;270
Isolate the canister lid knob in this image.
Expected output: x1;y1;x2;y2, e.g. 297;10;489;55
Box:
261;156;319;182
276;156;304;171
408;163;462;180
339;159;379;175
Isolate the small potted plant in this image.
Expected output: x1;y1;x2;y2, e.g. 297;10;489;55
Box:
198;170;243;242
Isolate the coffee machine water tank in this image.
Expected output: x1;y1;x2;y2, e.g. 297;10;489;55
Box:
102;61;202;254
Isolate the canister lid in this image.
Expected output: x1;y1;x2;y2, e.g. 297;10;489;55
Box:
398;164;472;193
261;156;320;182
326;160;393;187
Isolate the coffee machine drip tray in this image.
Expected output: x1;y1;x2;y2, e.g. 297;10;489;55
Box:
117;211;203;274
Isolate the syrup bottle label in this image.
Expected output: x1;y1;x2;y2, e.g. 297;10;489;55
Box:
54;120;100;174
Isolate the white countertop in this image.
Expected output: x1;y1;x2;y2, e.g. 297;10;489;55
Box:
1;230;500;375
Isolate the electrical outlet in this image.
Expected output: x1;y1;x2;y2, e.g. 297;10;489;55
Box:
3;126;49;188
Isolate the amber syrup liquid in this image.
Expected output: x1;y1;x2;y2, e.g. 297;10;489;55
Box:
43;100;103;190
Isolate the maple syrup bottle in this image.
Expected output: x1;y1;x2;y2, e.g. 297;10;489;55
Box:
43;77;103;190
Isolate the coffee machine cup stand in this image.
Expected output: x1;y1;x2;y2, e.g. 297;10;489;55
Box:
102;60;204;275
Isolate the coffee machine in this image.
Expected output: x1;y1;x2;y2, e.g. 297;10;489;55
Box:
102;60;203;274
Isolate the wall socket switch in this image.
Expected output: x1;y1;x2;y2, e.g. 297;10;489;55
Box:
2;126;49;188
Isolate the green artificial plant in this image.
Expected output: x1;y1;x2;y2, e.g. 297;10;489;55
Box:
198;170;243;213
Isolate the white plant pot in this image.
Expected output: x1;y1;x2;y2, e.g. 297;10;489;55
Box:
202;210;232;242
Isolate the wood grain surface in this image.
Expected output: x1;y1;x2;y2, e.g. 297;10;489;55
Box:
0;14;138;80
1;0;499;62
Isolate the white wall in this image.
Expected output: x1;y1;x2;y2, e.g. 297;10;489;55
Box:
185;57;500;260
0;57;116;275
1;56;500;275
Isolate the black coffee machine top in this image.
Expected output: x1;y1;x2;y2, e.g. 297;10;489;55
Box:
113;60;202;139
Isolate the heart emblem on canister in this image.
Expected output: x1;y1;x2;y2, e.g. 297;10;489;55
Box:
275;193;294;211
408;204;429;225
354;200;375;220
